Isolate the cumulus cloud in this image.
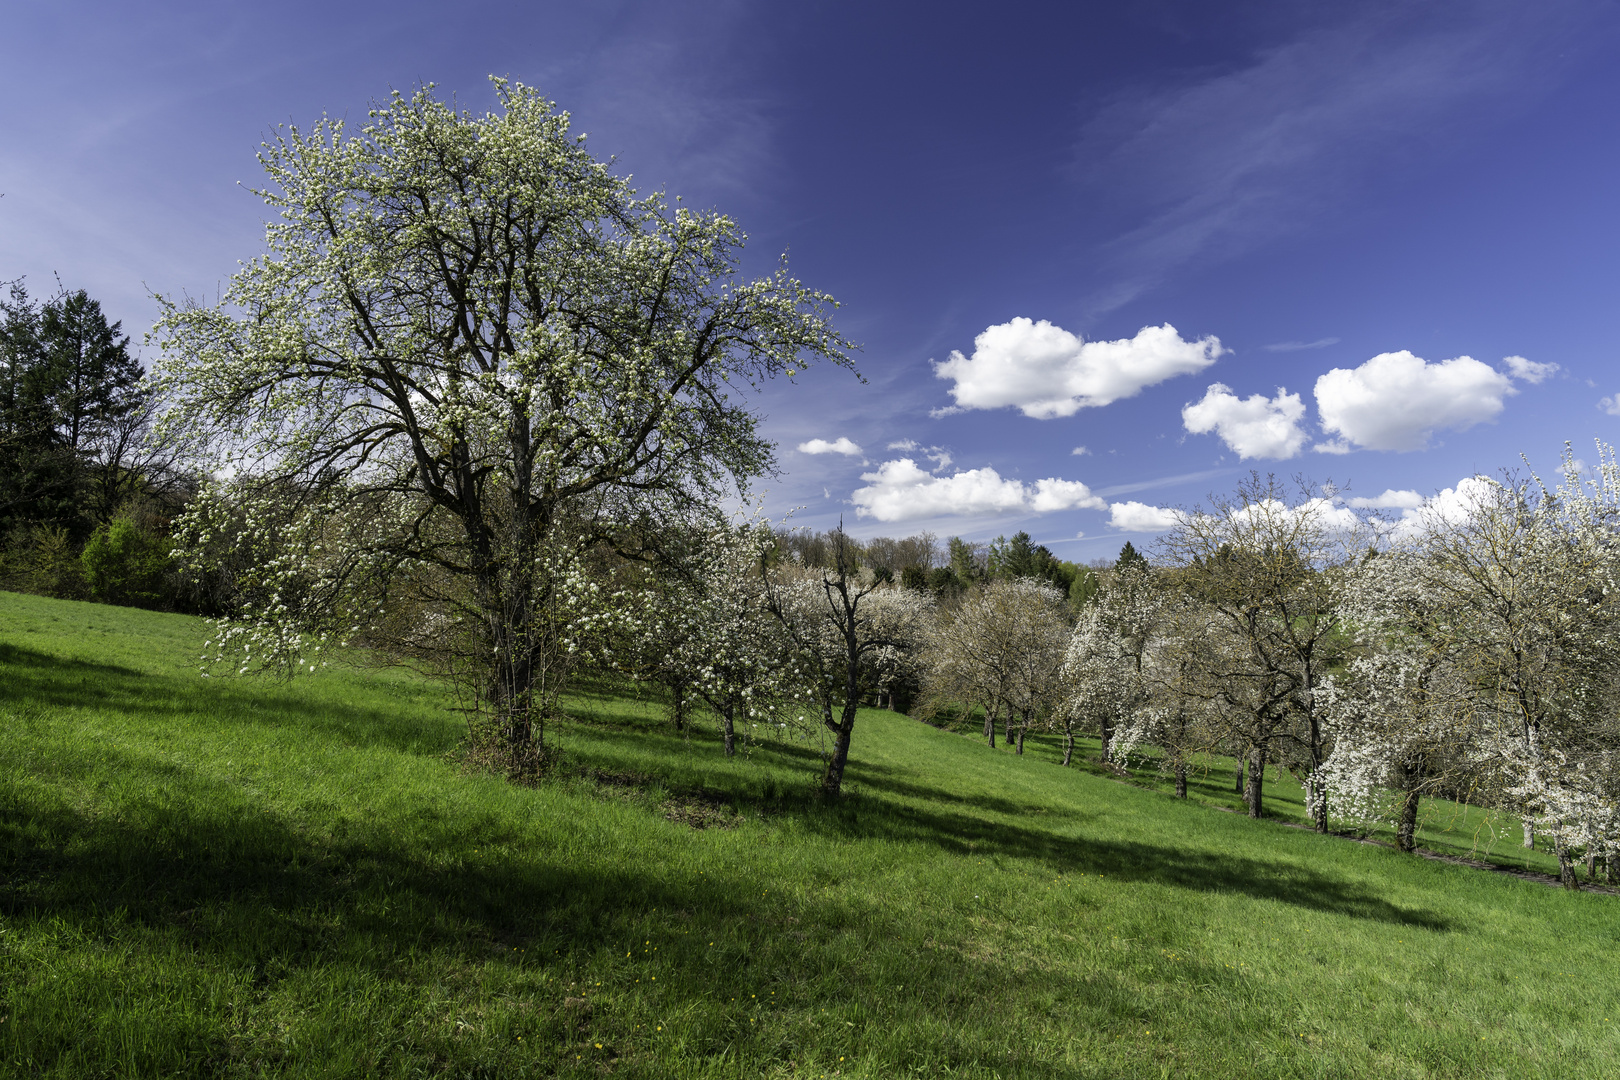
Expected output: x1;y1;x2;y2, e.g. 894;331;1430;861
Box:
1072;446;1090;456
1347;488;1425;510
851;459;1105;523
932;319;1223;419
1182;383;1307;460
797;437;863;456
1227;497;1364;537
1387;476;1500;541
1503;355;1559;384
1108;501;1182;532
1599;393;1620;417
1313;351;1515;452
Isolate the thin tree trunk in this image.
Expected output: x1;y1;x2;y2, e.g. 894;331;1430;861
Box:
822;716;854;795
1234;757;1244;794
672;682;687;732
1099;714;1114;763
1004;715;1014;747
1015;725;1025;755
1062;729;1073;767
722;701;736;758
1174;760;1187;799
1244;749;1265;819
986;705;996;749
1396;786;1421;853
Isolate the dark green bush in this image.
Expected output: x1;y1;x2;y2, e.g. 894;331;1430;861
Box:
80;517;171;608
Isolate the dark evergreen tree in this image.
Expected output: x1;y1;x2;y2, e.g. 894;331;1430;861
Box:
1115;540;1150;573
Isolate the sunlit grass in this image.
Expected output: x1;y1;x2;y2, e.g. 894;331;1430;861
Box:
3;590;1617;1078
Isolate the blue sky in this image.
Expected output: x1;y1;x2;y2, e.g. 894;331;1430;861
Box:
5;0;1620;560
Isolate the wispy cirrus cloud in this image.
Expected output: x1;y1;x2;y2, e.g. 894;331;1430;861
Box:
1264;338;1340;353
1071;5;1605;315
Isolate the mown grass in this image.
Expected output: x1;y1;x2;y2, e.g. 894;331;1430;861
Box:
2;589;1617;1078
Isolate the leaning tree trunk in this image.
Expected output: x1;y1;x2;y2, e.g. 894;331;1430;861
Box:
822;707;856;796
1244;749;1265;819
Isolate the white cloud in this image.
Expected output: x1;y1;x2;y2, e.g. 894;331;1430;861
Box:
1599;393;1620;417
1502;355;1559;384
797;437;863;456
885;439;951;470
1264;338;1340;352
1181;383;1307;460
1031;479;1108;513
1072;446;1090;456
1348;488;1425;510
851;459;1104;523
1388;476;1500;541
1108;501;1182;532
1313;351;1515;452
932;320;1223;419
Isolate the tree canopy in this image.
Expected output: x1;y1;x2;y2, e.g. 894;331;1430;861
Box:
154;80;853;761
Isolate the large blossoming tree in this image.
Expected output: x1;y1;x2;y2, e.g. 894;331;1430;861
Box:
153;80;852;763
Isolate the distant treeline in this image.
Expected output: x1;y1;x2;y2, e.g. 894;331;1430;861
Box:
772;526;1109;607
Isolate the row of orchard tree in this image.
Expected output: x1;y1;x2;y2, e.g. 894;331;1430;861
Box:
31;79;1617;888
948;463;1620;890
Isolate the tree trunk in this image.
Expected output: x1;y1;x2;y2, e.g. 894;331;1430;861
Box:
1310;771;1329;834
722;701;736;757
822;717;854;795
1004;715;1014;747
1522;817;1535;849
1586;852;1597;881
672;682;687;732
1174;760;1187;799
1555;835;1580;890
1244;749;1265;819
1015;725;1025;755
1234;757;1245;794
1099;714;1114;763
986;706;996;749
1062;729;1073;767
1396;786;1421;853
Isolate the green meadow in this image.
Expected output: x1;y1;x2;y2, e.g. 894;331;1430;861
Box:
2;590;1616;1078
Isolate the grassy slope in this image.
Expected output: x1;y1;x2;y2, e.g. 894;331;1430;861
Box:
0;591;1616;1079
925;715;1570;879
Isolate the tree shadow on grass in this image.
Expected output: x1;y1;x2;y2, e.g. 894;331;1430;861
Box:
0;642;456;754
798;784;1452;930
